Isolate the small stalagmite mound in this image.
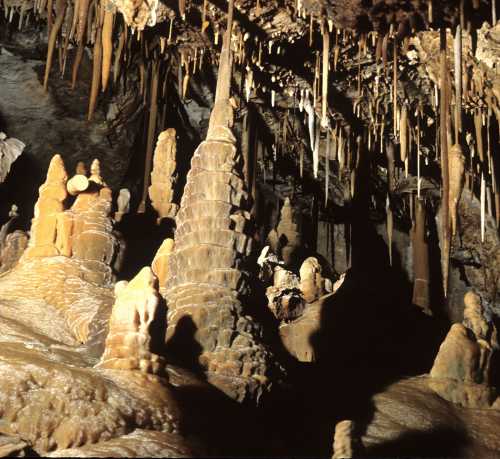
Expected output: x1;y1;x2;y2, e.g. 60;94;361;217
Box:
97;266;165;374
429;291;498;408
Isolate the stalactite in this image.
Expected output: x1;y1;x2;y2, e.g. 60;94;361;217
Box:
77;0;90;44
400;104;408;177
138;59;159;213
439;27;451;299
449;144;465;239
321;21;329;128
71;38;85;89
43;0;67;91
113;25;126;84
87;2;103;121
325;129;330;207
412;199;431;314
101;1;114;92
454;25;462;144
474;110;484;163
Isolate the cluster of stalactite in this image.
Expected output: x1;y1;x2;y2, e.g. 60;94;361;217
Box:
2;0;498;306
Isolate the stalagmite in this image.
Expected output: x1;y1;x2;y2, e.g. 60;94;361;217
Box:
164;0;277;402
429;291;498;408
97;267;164;374
23;155;68;259
448;144;465;238
412;199;431;314
332;420;357;459
148;128;178;224
66;174;89;196
275;197;301;267
299;257;325;303
115;188;130;222
151;238;174;293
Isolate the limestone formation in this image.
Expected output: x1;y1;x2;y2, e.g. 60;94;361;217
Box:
429;291;498;408
266;266;304;322
299;257;325;304
164;17;277;402
332;420;357;459
97;267;164;374
0;131;24;183
89;158;106;186
0;230;28;273
67;174;89;196
110;0;168;31
115;188;131;222
448;144;465;238
23;154;68;259
411;199;431;314
275;198;301;267
151;238;174;294
148;128;179;224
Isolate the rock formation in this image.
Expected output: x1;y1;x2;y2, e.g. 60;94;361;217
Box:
266;266;304;322
274;198;301;267
23;154;68;259
332;420;358;459
411;199;431;314
97;267;164;374
0;230;28;274
148;128;179;224
164;9;277;402
0;131;24;183
448;144;465;238
299;257;325;304
115;188;131;222
151;238;174;294
429;291;498;408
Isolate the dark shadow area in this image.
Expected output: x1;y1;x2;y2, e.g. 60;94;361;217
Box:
364;427;469;458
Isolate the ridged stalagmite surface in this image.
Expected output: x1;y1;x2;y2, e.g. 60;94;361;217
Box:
164;12;276;402
149;128;179;224
276;197;301;267
152;238;174;294
97;267;164;374
23;154;68;259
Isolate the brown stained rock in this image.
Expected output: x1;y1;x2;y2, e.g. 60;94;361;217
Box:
275;198;301;267
23;154;68;259
299;257;325;304
429;291;498;408
266;267;305;322
152;238;174;294
97;267;165;375
46;429;197;457
0;230;28;274
363;376;500;458
149;129;179;224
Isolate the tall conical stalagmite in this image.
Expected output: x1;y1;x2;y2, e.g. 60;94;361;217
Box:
164;1;277;402
276;197;301;267
148;128;179;224
23;154;68;259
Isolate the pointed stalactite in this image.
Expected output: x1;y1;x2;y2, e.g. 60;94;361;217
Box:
87;3;103;121
400;104;408;177
113;25;126;84
385;140;396;266
454;25;462;144
321;21;329;128
138;59;159;213
77;0;90;44
439;27;451;299
449;144;465;239
43;0;67;91
101;1;114;92
71;38;85;89
412;199;431;314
